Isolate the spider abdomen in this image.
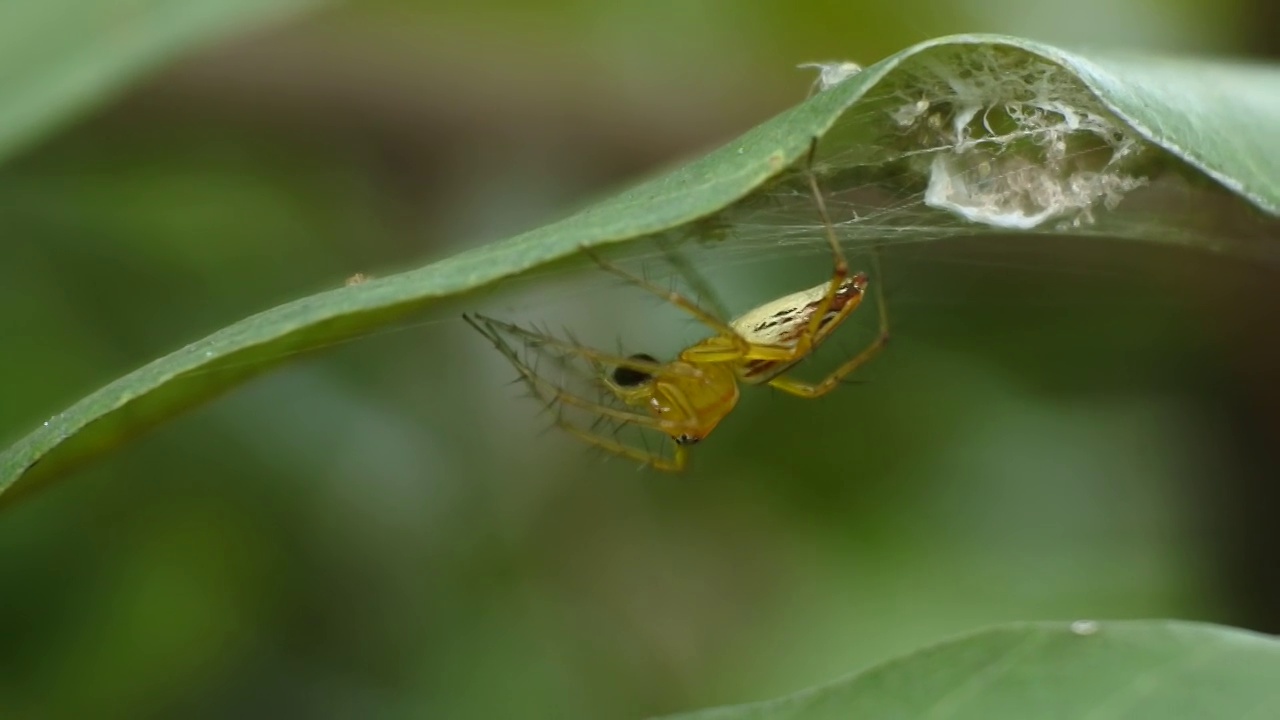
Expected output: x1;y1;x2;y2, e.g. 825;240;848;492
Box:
730;274;867;383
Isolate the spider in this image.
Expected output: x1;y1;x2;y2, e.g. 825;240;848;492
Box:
463;140;889;471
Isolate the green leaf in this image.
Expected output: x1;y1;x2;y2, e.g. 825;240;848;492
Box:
3;34;1278;504
659;620;1280;720
0;0;324;165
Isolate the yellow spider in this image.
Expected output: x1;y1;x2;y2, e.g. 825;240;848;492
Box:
464;141;889;470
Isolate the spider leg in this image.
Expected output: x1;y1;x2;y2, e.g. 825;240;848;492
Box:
747;242;890;395
736;138;890;374
655;235;733;321
539;375;684;471
579;246;747;348
790;137;851;356
463;313;696;438
764;317;890;398
466;313;694;380
560;422;687;472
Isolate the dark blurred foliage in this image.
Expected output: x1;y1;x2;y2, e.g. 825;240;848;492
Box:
1;2;1277;718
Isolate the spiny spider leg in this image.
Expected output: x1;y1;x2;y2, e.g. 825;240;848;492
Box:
464;313;691;470
579;247;748;350
750;140;891;392
788;137;851;357
654;235;732;321
559;422;687;472
463;314;692;436
765;318;889;398
727;139;886;369
467;312;684;380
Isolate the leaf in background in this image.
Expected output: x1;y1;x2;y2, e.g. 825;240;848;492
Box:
2;34;1278;504
657;621;1280;720
0;0;324;164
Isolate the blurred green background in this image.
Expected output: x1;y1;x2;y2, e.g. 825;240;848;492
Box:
2;1;1278;718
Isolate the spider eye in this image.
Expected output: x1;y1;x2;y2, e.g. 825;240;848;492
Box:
674;433;701;446
611;353;658;388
